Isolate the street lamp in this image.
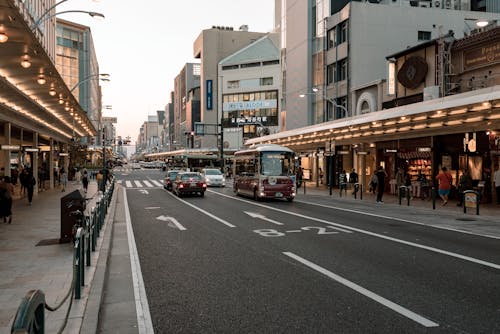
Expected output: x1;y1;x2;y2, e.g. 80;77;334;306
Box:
299;88;348;122
70;73;110;93
31;0;104;31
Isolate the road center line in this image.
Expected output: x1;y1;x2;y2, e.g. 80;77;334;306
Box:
283;252;439;328
167;191;235;228
210;191;500;270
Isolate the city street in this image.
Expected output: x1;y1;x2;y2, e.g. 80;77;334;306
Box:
108;168;500;333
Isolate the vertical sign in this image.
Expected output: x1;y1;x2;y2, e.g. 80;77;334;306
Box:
387;61;396;96
206;80;213;110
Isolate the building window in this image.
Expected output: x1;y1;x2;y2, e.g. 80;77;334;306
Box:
338;20;348;44
418;31;431;41
337;59;347;81
193;64;201;75
222;64;239;70
227;80;239;89
260;77;273;86
336;96;347;119
241;62;260;68
327;27;336;49
263;60;279;66
327;63;336;85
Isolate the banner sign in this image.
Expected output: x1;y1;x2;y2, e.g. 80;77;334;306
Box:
206;80;213;110
223;99;277;111
1;145;20;150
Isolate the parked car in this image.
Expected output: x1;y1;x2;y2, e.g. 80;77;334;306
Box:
201;168;225;187
164;170;181;191
172;172;207;197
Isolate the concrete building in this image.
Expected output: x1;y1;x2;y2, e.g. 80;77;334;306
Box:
193;26;267;148
56;18;103;146
218;33;281;150
173;63;200;149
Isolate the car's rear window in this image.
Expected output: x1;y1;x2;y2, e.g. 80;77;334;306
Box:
204;169;221;175
181;174;201;181
168;172;178;178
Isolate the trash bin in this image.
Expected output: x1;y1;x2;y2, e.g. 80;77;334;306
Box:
60;189;86;243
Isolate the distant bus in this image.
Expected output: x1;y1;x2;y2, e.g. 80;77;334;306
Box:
233;144;296;202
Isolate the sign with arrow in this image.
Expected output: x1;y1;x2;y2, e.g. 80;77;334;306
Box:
156;215;186;231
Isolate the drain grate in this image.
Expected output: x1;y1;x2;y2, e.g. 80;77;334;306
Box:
455;218;477;222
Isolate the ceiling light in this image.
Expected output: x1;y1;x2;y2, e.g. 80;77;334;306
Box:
37;75;46;85
49;87;57;96
58;95;64;104
476;20;489;28
0;32;8;43
20;55;31;68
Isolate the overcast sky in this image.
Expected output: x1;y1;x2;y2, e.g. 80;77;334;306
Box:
58;0;275;147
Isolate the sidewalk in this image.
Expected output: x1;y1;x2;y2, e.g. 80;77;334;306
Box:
295;181;500;238
0;180;115;334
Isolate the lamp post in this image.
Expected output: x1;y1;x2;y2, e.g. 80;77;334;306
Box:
300;88;348;122
70;73;110;93
32;9;104;31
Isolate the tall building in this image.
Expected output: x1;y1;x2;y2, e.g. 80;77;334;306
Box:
276;0;500;130
193;26;267;148
56;18;102;134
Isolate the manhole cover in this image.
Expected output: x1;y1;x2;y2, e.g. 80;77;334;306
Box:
36;238;61;246
455;218;477;222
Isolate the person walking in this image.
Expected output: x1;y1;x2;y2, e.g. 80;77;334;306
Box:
0;176;14;223
456;169;473;206
349;168;359;193
493;165;500;205
395;167;405;197
26;171;36;206
339;170;347;194
435;166;452;206
369;172;378;194
375;165;388;203
82;169;89;193
60;168;68;192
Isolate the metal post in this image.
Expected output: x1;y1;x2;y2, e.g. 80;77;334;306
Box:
407;186;410;206
432;186;436;210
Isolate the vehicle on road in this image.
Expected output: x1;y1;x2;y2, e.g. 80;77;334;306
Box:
164;170;181;191
201;168;225;187
172;172;207;197
131;162;141;169
233;144;296;202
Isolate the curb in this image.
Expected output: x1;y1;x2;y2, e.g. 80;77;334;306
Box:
79;185;119;334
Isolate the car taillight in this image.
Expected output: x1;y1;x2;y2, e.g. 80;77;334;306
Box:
203;183;207;188
179;184;184;189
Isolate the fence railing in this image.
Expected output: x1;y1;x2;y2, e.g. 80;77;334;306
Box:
11;179;115;334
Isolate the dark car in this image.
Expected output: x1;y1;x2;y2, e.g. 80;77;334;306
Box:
172;172;207;197
164;170;180;191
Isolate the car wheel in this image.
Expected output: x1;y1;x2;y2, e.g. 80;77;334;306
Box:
287;197;294;202
200;191;205;197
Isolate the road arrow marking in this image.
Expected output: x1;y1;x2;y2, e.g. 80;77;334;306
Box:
244;211;283;225
139;189;149;194
156;215;186;231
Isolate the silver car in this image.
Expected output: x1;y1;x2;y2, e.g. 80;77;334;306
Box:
201;168;226;187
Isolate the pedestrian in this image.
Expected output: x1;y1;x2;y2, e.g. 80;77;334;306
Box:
349;168;359;193
493;165;500;205
20;168;28;196
369;172;378;194
0;176;14;224
395;167;404;196
319;168;324;184
375;165;388;203
296;167;303;188
75;168;82;183
60;168;68;192
435;166;452;206
82;169;89;193
26;170;36;206
339;170;347;193
455;169;473;206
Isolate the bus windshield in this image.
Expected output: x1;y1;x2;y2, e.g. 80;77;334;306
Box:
260;151;294;176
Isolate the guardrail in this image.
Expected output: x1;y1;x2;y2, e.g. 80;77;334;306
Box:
11;179;115;334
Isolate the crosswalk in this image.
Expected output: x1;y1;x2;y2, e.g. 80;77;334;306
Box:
118;179;164;188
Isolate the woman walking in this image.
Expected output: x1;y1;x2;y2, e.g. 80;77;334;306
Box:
82;169;89;193
26;171;36;206
0;176;14;223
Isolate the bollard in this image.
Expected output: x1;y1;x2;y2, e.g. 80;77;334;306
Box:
353;183;360;199
303;180;306;194
74;228;82;299
86;216;91;267
432;186;436;210
360;184;363;200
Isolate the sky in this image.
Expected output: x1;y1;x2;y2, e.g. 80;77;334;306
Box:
58;0;276;149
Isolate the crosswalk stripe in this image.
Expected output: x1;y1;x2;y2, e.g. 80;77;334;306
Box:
152;180;163;187
143;180;153;187
134;180;142;187
117;180;123;184
125;180;132;187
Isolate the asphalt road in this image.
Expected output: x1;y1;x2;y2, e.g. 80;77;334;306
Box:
115;168;500;333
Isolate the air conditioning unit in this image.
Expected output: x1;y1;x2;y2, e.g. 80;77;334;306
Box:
434;0;441;8
444;0;455;9
423;86;440;101
420;1;430;7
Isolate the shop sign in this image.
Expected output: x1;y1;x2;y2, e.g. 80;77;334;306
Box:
463;41;500;71
386;149;397;153
24;148;39;152
338;150;349;155
464;192;478;208
206;80;213;110
59;153;69;156
357;151;368;155
1;144;20;150
417;147;431;152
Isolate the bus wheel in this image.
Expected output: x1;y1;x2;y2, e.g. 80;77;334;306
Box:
287;197;294;202
253;189;259;201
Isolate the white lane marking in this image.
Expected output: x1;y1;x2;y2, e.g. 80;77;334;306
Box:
123;189;154;334
156;215;186;231
151;180;163;187
244;211;283;225
125;180;132;188
134;180;143;187
296;199;500;240
117;180;123;184
143;180;153;187
283;252;439;328
145;207;160;210
167;192;235;228
211;191;500;270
